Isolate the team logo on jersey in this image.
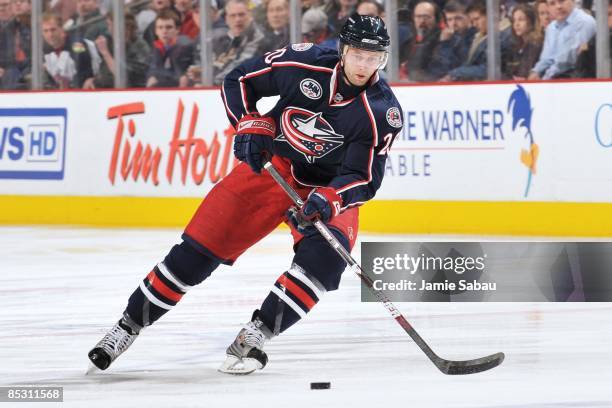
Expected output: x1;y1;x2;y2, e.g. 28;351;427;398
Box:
300;79;322;100
333;93;344;103
291;43;313;52
386;107;402;128
277;107;344;163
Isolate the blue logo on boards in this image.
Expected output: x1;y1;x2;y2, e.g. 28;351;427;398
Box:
0;108;67;180
507;85;538;197
594;103;611;148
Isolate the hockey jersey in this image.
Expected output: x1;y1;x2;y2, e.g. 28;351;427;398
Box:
222;43;404;211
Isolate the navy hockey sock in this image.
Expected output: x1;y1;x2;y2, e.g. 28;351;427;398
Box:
124;240;220;328
258;230;349;334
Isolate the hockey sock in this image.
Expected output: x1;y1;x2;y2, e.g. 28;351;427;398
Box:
258;230;349;334
124;240;220;328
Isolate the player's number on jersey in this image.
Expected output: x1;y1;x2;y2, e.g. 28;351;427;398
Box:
264;48;287;64
378;133;395;155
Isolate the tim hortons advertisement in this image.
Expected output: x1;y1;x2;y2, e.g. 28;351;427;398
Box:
1;82;610;202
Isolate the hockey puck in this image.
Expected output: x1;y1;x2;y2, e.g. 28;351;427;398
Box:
310;382;331;390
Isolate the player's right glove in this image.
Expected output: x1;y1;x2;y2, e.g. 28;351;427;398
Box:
233;114;276;173
286;206;317;237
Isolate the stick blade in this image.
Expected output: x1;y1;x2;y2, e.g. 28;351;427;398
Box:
437;352;505;375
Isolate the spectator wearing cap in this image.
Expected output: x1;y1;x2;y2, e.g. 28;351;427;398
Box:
427;0;477;80
210;0;264;84
146;9;194;87
41;12;95;89
65;0;109;41
400;0;441;81
259;0;290;53
302;7;337;49
528;0;596;79
505;4;542;79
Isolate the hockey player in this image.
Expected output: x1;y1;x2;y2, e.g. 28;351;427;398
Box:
88;13;403;375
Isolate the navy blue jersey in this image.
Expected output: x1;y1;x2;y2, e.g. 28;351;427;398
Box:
222;43;404;211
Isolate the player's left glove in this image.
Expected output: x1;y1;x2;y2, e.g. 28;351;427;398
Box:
301;187;343;223
233;114;276;173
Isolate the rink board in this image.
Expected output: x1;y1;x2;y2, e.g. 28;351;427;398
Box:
1;81;611;235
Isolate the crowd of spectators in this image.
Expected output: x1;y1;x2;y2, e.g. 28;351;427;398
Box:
0;0;610;90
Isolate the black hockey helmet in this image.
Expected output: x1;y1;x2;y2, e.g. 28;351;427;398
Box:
338;13;390;53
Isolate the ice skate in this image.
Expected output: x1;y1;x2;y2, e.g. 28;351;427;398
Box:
88;318;139;370
219;311;272;375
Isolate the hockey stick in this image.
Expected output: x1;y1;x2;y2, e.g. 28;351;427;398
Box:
263;161;505;375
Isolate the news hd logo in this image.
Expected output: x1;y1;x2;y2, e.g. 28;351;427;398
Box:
0;108;67;180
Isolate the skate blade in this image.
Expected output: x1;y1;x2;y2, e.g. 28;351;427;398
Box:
85;362;100;376
218;355;260;375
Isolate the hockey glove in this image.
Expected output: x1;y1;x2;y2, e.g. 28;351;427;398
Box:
233;114;276;173
301;187;343;223
286;206;317;236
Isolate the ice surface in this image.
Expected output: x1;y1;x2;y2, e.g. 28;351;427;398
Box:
1;227;611;408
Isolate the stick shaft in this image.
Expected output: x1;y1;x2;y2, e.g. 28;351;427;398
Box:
263;162;441;363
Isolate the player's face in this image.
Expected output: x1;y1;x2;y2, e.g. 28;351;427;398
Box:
342;47;386;86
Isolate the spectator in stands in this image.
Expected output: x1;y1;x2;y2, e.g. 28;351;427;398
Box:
302;7;337;49
0;0;30;89
505;4;542;79
356;0;384;17
528;0;596;79
400;0;441;81
65;0;109;41
136;0;172;36
302;0;324;12
209;0;264;84
575;2;612;78
143;0;179;45
0;0;17;89
259;0;290;54
535;0;552;36
92;13;150;88
146;9;194;87
48;0;77;25
427;0;476;80
325;0;357;33
176;0;199;39
442;0;511;81
41;12;94;89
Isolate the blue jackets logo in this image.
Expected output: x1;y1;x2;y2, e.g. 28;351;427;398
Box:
278;107;344;163
0;108;67;180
